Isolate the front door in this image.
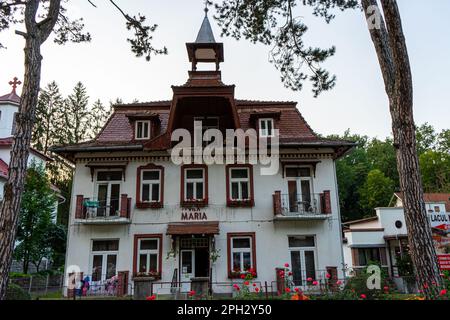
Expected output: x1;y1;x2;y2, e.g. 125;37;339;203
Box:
180;249;195;291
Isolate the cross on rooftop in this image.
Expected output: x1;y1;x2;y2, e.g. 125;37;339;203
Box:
204;0;209;16
8;77;22;94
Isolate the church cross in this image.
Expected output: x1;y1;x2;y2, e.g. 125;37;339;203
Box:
8;77;22;94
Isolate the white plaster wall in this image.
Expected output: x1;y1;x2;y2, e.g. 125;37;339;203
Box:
64;153;344;295
0;103;18;138
376;208;407;236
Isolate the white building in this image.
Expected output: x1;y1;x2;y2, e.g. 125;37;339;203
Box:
53;13;354;298
0;78;53;199
342;192;450;290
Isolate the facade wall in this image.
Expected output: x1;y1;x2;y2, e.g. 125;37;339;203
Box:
65;153;344;294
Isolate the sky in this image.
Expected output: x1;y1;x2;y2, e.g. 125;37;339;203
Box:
0;0;449;139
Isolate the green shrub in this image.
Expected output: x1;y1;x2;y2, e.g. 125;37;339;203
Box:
9;272;31;279
5;283;31;300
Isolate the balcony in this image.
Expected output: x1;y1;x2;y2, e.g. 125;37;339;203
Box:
272;191;331;221
74;194;131;225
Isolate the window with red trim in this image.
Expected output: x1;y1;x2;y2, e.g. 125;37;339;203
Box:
227;232;257;278
226;164;254;207
133;234;162;278
136;164;164;208
180;164;208;206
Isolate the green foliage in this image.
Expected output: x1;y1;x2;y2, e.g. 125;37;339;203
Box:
345;263;391;300
5;283;31;301
214;0;359;96
419;151;450;193
14;162;63;273
358;169;394;213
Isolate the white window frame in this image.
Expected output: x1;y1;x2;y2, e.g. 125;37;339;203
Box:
135;120;151;140
258;118;274;137
137;238;160;273
94;170;123;217
230;236;253;272
140;169;161;203
288;235;317;287
184;168;205;201
90;239;119;282
229;167;250;201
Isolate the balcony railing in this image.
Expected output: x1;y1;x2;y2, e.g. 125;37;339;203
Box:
74;194;131;224
273;190;331;220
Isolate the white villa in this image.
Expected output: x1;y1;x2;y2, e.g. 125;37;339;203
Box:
342;192;450;291
52;13;354;298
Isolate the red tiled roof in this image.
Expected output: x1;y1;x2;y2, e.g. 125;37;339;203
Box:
0;91;20;104
0;158;8;179
52;98;355;156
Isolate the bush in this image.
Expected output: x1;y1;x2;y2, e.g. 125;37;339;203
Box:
345;263;392;299
9;272;31;279
5;283;31;300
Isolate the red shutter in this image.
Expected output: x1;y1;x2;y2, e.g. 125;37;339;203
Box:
273;191;281;215
323;190;331;214
120;194;128;218
75;195;84;219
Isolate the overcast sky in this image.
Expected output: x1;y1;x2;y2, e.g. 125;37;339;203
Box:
0;0;449;139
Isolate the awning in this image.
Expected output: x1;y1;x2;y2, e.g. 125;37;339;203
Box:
166;222;220;235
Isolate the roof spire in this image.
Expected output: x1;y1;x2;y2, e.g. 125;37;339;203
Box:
196;1;215;43
8;77;21;94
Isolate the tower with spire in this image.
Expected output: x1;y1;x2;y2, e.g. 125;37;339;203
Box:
0;77;21;138
186;5;224;71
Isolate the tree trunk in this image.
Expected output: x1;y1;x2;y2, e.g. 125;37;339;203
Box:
362;0;442;297
0;35;43;300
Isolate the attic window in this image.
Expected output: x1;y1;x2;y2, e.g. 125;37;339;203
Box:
259;118;274;137
135;120;151;140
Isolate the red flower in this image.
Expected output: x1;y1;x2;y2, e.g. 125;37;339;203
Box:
146;295;156;301
288;272;292;276
423;283;429;289
252;283;257;287
325;273;331;279
279;270;285;276
285;288;291;293
307;277;313;282
383;286;389;292
360;294;367;299
255;287;260;293
233;284;239;289
284;263;290;268
336;280;343;285
440;289;447;296
294;288;300;293
188;290;196;297
244;281;250;286
240;274;246;279
312;281;318;286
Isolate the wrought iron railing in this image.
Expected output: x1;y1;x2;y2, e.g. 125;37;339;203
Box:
75;195;131;220
280;193;323;215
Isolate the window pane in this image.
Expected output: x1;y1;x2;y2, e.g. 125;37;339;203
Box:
231;169;248;179
232;253;241;272
139;254;147;272
260;120;266;130
285;168;310;178
290;251;302;286
92;240;119;251
267;119;273;135
186;169;203;179
233;238;250;248
243;252;251;270
137;122;143;138
151;184;160;201
305;251;316;280
288;236;315;248
149;254;158;272
97;171;122;181
92;255;103;281
196;182;204;199
298;168;311;177
359;249;367;266
231;182;239;200
142;184;150;202
181;251;192;274
106;254;117;279
144;122;149;137
204;117;219;128
143;170;159;180
141;239;158;250
186;182;194;199
241;182;249;199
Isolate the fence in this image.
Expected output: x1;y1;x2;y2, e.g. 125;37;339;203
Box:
9;274;64;295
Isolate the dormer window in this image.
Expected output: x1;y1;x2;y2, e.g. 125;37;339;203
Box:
135;120;151;140
259;118;274;137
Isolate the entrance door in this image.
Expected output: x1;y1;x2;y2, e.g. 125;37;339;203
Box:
180;249;195;291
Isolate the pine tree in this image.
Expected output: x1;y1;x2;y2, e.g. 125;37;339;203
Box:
89;99;111;138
